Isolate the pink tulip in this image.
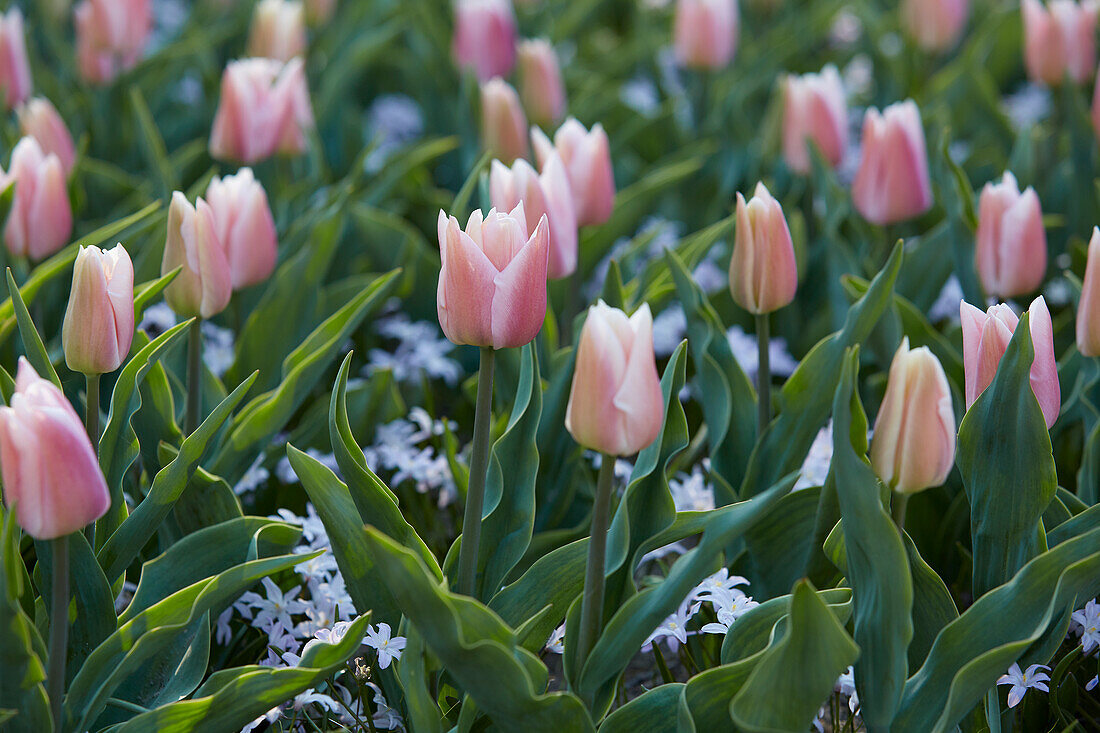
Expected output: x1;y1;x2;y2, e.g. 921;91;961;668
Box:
162;191;232;319
209;57;315;164
518;39;566;127
1022;0;1097;85
62;244;134;375
74;0;153;84
436;205;550;349
452;0;517;81
781;65;848;175
673;0;739;69
1077;227;1100;356
248;0;307;62
0;137;72;261
205;168;278;290
975;172;1047;299
17;98;77;176
481;78;528;164
851;100;933;226
870;338;956;494
0;359;110;540
0;9;31;110
490;154;577;279
901;0;968;52
565;301;664;456
531;117;615;227
729;182;798;315
961;297;1060;428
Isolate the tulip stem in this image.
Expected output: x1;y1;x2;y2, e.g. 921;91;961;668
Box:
456;346;495;598
756;313;771;437
892;492;910;533
85;373;100;454
47;534;69;731
185;319;202;435
576;453;616;668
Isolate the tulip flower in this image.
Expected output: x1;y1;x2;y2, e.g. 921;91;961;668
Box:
531;118;615;227
0;137;73;261
901;0;968;52
436;205;550;349
518;39;566;127
490;155;577;279
62;244;135;375
162;191;232;320
1022;0;1096;85
452;0;517;81
17;98;77;176
673;0;739;69
729;183;797;316
74;0;153;84
205;168;278;290
0;358;110;539
870;338;956;495
975;172;1047;299
248;0;307;62
782;65;848;175
209;57;315;163
961;297;1060;428
851;100;933;226
305;0;337;24
1077;228;1100;357
480;78;528;164
0;9;31;110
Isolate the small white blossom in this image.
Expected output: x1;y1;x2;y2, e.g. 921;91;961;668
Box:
1072;598;1100;655
997;662;1051;708
835;666;860;713
795;422;834;490
201;321;235;377
365;623;406;669
546;624;565;654
669;466;715;512
643;599;700;652
249;578;310;633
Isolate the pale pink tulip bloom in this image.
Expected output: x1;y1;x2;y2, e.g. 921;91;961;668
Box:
518;39;566;127
62;244;134;375
481;77;528;164
901;0;968;52
531;117;615;227
205;168;278;290
453;0;517;81
729;182;798;315
0;137;72;261
975;172;1047;299
1076;227;1100;356
1022;0;1097;84
74;0;153;84
673;0;739;69
782;65;848;175
162;191;233;319
248;0;308;62
851;100;933;226
490;154;577;279
17;98;76;176
0;9;31;109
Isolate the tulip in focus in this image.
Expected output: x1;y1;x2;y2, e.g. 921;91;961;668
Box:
901;0;968;52
209;57;315;163
870;338;956;494
1022;0;1097;85
162;191;233;319
961;296;1060;428
490;155;577;279
248;0;307;62
673;0;739;69
452;0;517;81
0;9;31;110
74;0;153;84
532;117;615;227
0;358;110;540
1077;228;1100;356
17;98;77;176
481;78;528;164
975;172;1046;299
518;39;566;127
781;65;848;175
0;137;73;261
205;168;278;290
729;183;798;315
566;301;664;456
851;100;933;226
62;244;134;375
436;205;550;349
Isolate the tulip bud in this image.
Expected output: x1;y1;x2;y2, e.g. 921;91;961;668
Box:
62;244;135;375
74;0;153;85
901;0;968;52
205;167;278;290
0;9;31;110
305;0;337;24
453;0;517;81
0;137;73;261
0;358;110;540
673;0;739;69
436;205;550;348
209;57;315;163
248;0;307;62
781;65;848;175
531;117;615;227
1077;227;1100;356
162;191;232;319
870;338;956;494
729;182;797;315
480;78;528;164
17;97;77;176
518;39;566;127
975;172;1047;299
565;301;664;456
851;100;933;226
961;296;1060;428
490;154;577;279
1022;0;1097;85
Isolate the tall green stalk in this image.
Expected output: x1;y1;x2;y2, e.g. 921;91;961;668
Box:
186;319;202;435
456;346;495;597
575;454;616;666
47;534;69;731
892;492;910;534
85;373;100;452
756;312;771;437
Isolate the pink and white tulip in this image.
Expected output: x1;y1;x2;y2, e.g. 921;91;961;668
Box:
531;117;615;227
781;65;848;175
74;0;153;84
490;154;577;279
452;0;517;81
901;0;968;52
62;244;134;375
975;172;1047;299
162;191;233;319
481;78;528;164
17;98;76;177
729;183;798;315
673;0;739;69
205;168;278;290
851;100;933;226
1077;228;1100;357
0;9;31;109
248;0;308;62
1022;0;1097;85
0;137;72;261
518;39;566;127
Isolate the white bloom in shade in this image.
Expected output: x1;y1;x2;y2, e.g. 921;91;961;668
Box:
835;666;860;712
365;623;406;669
699;594;758;635
250;577;309;632
289;689;342;714
795;422;834;490
691;568;749;601
997;662;1050;708
241;706;282;733
1072;598;1100;654
642;598;700;651
546;624;565;653
668;465;715;512
1088;675;1098;691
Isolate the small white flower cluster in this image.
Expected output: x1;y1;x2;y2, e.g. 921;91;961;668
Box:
794;421;834;491
641;463;716;563
997;663;1051;709
364;94;424;173
365;407;459;506
724;325;799;383
643;569;759;652
1072;598;1100;691
136;303;236;377
366;309;462;386
814;666;859;731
